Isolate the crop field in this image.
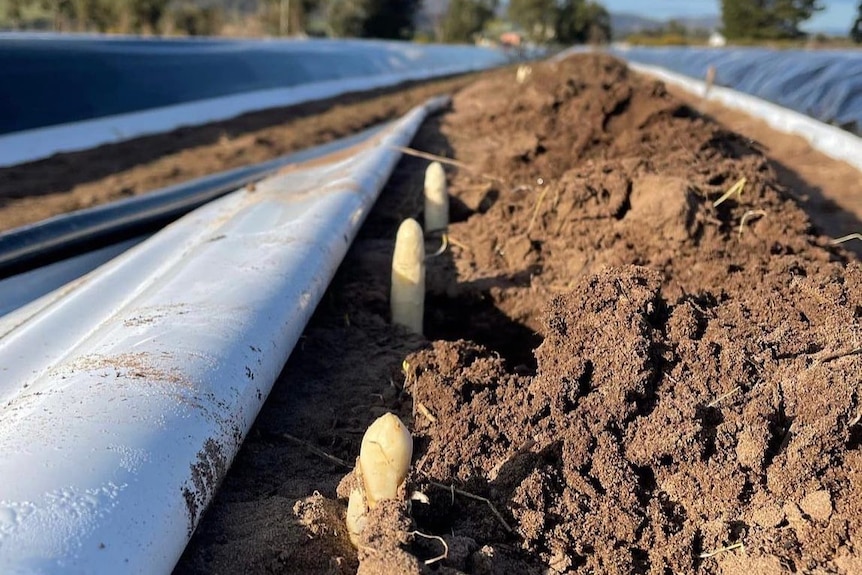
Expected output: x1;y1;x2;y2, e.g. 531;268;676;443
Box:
2;52;860;574
170;54;860;573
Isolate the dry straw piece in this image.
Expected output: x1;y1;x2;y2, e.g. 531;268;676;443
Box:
738;209;767;237
391;218;425;334
704;65;716;98
424;161;449;234
713;177;747;207
831;233;862;245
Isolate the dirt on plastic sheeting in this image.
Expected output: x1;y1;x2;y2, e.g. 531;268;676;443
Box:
175;54;861;574
0;73;485;232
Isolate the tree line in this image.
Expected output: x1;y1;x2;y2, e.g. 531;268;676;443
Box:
722;0;862;43
721;0;820;40
1;0;860;44
441;0;610;44
0;0;227;35
0;0;426;38
0;0;613;43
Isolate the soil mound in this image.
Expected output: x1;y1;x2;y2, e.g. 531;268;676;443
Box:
177;53;860;575
404;53;861;574
407;262;860;574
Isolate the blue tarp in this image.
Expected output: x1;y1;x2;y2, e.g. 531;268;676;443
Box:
613;46;862;136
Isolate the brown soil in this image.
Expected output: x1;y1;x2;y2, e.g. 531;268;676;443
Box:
174;54;861;574
667;85;862;258
0;73;485;231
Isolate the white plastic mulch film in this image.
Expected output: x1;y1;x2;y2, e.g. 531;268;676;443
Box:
613;46;862;136
0;96;448;574
610;46;862;173
0;36;508;166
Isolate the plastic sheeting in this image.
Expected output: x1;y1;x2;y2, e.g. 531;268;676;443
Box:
0;36;507;166
0;35;506;134
0;124;384;280
612;46;862;137
624;61;862;173
0;95;449;574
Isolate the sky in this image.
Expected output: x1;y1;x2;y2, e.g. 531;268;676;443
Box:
599;0;859;33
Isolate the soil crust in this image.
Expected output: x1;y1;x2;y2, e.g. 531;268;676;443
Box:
165;53;860;574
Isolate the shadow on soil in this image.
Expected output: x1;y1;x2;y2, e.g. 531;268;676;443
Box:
358;111;542;372
696;109;862;258
769;160;862;258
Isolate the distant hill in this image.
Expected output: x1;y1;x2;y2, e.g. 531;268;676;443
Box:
800;24;850;37
674;15;722;31
609;12;662;35
610;12;721;38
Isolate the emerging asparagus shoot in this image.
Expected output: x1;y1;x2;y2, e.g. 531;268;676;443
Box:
344;413;413;547
424;161;449;234
391;218;425;334
359;413;413;508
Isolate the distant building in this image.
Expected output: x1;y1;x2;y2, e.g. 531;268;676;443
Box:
709;31;726;47
500;31;522;47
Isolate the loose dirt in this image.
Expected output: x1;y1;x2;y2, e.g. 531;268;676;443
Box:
174;53;861;574
668;85;862;257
